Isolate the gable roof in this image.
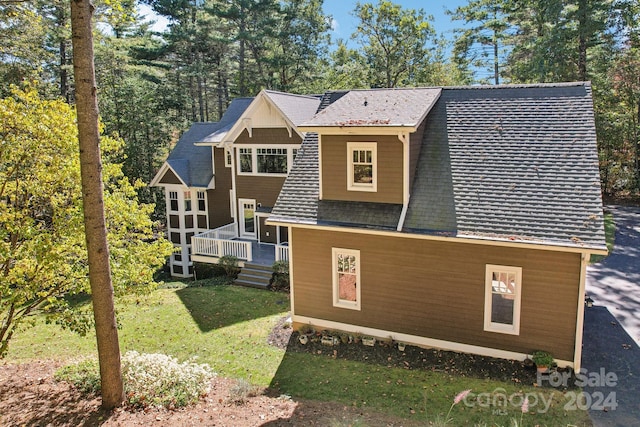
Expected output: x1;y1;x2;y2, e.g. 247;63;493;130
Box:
271;82;606;252
198;98;254;145
221;90;321;143
263;90;321;126
299;87;441;131
150;98;251;188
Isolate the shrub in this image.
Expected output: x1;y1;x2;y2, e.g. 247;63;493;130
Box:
218;255;240;279
122;351;215;408
270;260;290;292
227;378;260;405
55;351;215;409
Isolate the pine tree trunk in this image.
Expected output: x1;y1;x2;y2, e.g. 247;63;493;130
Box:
70;0;124;410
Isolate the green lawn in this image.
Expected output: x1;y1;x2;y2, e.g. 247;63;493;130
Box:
5;281;592;425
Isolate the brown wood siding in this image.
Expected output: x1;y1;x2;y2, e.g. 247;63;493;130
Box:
235;128;302;145
236;175;285;208
409;121;426;188
259;216;277;244
207;147;233;229
321;135;403;204
291;228;582;361
233;128;298;208
159;168;182;185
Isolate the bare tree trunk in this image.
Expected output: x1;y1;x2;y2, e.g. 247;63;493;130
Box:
70;0;124;410
577;0;588;81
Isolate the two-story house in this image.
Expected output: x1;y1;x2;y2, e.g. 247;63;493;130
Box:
152;91;320;279
269;83;607;371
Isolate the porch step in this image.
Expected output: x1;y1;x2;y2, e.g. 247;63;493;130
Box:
234;263;273;290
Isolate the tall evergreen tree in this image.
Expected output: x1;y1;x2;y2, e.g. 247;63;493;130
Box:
352;0;436;88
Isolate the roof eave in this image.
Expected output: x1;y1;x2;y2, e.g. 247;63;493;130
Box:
297;125;418;135
266;218;609;255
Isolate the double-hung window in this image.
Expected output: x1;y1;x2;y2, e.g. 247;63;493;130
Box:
239;148;253;173
348;142;377;192
169;191;179;212
197;191;206;211
484;265;522;335
184;191;192;211
332;248;361;310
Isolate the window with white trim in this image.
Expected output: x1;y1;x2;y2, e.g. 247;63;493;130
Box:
236;146;299;176
347;142;377;192
184;191;192;211
239;148;252;173
484;265;522;335
257;148;287;173
197;191;206;211
169;191;178;211
332;248;361;310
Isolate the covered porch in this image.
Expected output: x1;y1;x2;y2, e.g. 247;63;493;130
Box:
191;223;289;267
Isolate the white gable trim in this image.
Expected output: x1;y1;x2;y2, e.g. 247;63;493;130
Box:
149;162;188;187
223;91;304;143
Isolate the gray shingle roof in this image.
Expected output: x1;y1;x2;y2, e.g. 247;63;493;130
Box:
263;91;321;126
199;98;253;144
300;88;441;128
163;98;251;187
271;83;606;251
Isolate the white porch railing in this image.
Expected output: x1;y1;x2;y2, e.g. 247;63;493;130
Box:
191;223;253;262
275;242;289;262
196;222;238;240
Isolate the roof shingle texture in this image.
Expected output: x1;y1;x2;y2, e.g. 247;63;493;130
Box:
166;98;251;187
272;83;606;250
199;98;253;144
263;91;321;126
301;88;441;127
404;83;606;249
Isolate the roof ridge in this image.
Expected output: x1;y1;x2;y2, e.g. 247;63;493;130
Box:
263;89;320;100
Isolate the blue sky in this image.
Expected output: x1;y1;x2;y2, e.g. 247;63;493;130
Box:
324;1;469;42
139;1;469;40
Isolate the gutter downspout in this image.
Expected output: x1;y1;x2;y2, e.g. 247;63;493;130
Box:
573;252;589;371
397;132;410;231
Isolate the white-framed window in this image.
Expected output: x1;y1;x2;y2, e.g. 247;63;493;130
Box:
225;148;232;168
257;148;287;174
239;148;253;173
197;191;206;211
169;191;178;212
347;142;377;192
332;248;361;310
236;146;299;176
184;191;192;211
484;265;522;335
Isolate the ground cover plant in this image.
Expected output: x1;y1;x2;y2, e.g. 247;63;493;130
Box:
3;281;592;425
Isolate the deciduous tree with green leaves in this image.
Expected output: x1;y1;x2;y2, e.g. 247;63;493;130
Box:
0;85;172;361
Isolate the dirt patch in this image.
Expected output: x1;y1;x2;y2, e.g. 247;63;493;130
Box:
0;360;422;426
0;318;570;426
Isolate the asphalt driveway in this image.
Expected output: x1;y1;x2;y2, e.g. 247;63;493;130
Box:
583;206;640;426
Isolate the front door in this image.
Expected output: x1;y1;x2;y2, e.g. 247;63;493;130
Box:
239;199;256;239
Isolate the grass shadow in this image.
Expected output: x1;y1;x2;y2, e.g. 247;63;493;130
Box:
175;284;288;332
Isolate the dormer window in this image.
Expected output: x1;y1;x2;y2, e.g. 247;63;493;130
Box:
348;142;377;192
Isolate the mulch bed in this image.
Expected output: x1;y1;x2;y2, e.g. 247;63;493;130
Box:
267;315;576;389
